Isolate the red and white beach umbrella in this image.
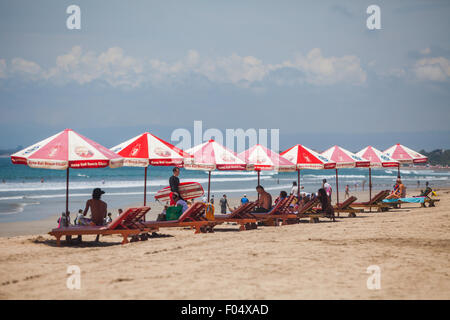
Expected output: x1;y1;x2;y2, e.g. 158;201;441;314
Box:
356;146;399;207
184;139;253;201
321;145;370;207
383;143;428;177
280;144;336;198
383;143;428;164
11;128;124;217
238;144;296;187
110;132;191;205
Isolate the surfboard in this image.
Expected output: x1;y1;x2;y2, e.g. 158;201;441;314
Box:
154;181;204;202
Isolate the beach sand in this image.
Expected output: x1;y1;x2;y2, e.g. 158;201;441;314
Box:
0;188;449;299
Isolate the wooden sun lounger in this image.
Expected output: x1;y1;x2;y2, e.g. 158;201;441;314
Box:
212;202;259;231
142;202;213;234
413;189;440;207
352;190;391;212
49;207;155;246
251;195;299;226
296;198;325;223
334;196;364;217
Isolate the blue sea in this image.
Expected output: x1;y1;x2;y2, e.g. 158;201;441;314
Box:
0;157;448;223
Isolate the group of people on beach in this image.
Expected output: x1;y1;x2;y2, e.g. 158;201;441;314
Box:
59;166;436;244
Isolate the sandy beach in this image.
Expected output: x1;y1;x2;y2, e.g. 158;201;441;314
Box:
0;188;449;300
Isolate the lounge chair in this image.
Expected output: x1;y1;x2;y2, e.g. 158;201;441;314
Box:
212;202;259;231
352;190;391;212
251;195;299;226
296;198;327;223
414;188;440;207
142;202;213;233
334;196;364;217
383;197;432;207
49;207;155;246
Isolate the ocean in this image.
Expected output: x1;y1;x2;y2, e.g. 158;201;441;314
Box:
0;157;448;223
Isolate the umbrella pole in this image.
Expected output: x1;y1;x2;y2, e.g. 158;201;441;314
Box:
369;167;372;213
397;165;401;178
144;166;148;206
65;167;72;243
66;167;69;224
257;170;260;202
297;169;300;199
207;171;211;202
335;168;339;217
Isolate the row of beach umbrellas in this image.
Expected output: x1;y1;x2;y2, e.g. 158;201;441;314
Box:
10;129;428;216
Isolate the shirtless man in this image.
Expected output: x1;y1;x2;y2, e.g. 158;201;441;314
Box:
81;188;107;242
255;185;272;213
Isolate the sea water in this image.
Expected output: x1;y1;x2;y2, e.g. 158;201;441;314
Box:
0;157;448;223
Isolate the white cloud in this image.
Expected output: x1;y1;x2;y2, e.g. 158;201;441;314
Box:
0;46;367;88
0;59;6;78
280;48;367;85
10;58;42;80
414;56;450;82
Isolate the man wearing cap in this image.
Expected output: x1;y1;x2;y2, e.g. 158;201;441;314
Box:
240;194;249;205
81;188;107;242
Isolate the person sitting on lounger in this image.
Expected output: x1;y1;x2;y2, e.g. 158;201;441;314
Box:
275;191;288;204
173;193;188;213
317;188;335;221
386;179;406;199
81;188;108;242
254;185;272;213
418;181;432;197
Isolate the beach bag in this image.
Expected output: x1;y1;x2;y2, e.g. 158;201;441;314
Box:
205;203;215;221
166;206;183;221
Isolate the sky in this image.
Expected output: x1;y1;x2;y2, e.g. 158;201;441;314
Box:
0;0;449;152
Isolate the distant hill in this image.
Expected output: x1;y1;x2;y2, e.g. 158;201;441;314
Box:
419;149;450;166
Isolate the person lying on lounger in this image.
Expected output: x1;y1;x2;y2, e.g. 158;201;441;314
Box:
254;185;272;213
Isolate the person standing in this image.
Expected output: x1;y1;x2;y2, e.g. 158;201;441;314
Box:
169;167;183;205
322;179;332;200
290;181;298;196
220;194;231;214
344;185;350;199
240;194;249;205
362;180;366;192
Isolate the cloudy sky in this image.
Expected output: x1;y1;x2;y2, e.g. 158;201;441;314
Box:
0;0;449;152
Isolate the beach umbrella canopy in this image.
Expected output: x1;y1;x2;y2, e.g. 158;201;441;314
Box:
110;132;190;167
280;144;336;198
383;143;427;178
383;144;428;164
184;139;253;201
321;145;371;168
356;146;399;168
110;132;191;205
356;146;399;209
321;146;370;208
238;144;295;198
11;128;124;220
238;144;296;172
281;144;336;170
